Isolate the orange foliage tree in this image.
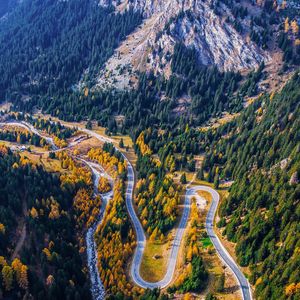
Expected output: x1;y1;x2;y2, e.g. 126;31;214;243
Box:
73;188;102;228
98;176;111;194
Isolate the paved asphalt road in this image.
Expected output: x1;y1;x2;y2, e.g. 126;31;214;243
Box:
126;161;193;289
0;121;59;150
190;185;252;300
3;120;251;299
127;178;252;300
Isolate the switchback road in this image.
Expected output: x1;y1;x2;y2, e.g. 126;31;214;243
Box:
2;120;251;300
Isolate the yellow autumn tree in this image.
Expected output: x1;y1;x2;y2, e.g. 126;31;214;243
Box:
136;132;152;156
183;293;193;300
284;17;289;33
141;207;148;220
49;201;60;219
160;233;165;242
12;258;22;274
149;227;159;241
0;256;7;267
30;207;38;219
291;20;299;35
42;248;52;261
0;223;5;234
2;265;13;291
285;282;300;296
98;176;111;194
12;162;19;169
270;91;275;102
186;246;193;262
11;258;28;289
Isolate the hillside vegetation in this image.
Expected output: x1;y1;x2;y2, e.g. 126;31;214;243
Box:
0;147;94;299
215;73;300;300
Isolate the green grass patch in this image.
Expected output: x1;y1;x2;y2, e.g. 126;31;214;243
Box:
201;237;213;248
140;240;169;282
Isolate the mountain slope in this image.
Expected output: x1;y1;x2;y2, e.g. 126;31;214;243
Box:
0;0;141;99
206;73;300;300
95;0;269;89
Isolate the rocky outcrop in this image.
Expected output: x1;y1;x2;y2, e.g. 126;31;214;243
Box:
290;172;299;185
96;0;269;89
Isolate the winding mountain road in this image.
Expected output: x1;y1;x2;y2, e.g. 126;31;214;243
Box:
127;172;252;300
60;123;190;289
2;119;252;300
110;144;252;300
127;161;191;289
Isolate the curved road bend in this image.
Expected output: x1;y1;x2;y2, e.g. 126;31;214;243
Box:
0;121;59;150
9;121;59;150
125;158;193;289
32;122;251;298
187;186;252;300
2;121;251;299
72;127;181;288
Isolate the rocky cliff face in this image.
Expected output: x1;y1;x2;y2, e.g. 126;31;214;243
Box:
96;0;269;89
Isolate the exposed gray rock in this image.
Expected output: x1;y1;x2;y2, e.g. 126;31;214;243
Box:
96;0;269;89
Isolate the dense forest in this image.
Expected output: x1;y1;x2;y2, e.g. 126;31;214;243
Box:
0;147;94;299
135;132;180;237
201;72;300;183
129;72;300;299
0;0;142;101
138;71;300;178
0;0;299;299
17;43;258;135
214;73;300;299
221;166;300;299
